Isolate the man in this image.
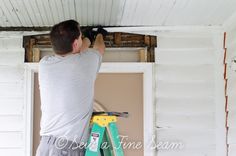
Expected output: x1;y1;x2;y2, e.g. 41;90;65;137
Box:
36;20;107;156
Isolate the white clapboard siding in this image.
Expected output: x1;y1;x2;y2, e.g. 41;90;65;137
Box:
156;97;215;114
229;145;236;156
155;32;217;156
228;96;236;112
156;48;215;65
156;112;215;129
0;132;23;148
0;36;25;155
0;148;24;156
157;36;214;49
0;66;24;82
226;77;236;96
157;149;215;156
228;128;236;144
0;50;24;65
156;81;214;98
0;83;24;98
0;115;23;131
156;65;214;82
228;111;236;128
156;129;215;148
0;98;23;115
226;43;236;61
0;37;23;49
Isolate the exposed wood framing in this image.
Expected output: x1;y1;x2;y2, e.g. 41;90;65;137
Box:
139;49;147;62
23;31;157;62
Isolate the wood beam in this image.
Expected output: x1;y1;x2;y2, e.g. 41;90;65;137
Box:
23;32;157;62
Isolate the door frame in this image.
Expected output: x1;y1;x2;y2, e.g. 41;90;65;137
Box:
24;62;154;156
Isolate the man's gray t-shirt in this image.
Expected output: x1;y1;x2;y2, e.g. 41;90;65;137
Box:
38;48;102;143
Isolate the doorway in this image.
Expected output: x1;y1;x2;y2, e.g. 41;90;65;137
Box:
33;73;144;156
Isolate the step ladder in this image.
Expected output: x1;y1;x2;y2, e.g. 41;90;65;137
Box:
85;112;128;156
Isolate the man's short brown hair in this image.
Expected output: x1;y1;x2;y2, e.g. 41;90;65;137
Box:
50;20;81;54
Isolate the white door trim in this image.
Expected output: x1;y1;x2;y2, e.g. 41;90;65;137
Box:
24;62;155;156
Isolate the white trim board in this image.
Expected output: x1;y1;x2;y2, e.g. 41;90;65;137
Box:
24;62;155;156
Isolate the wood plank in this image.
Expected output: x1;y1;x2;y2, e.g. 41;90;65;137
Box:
48;0;60;24
1;0;21;26
129;0;146;25
228;128;236;144
0;50;24;65
9;0;32;26
156;112;215;129
0;115;23;131
31;0;46;25
0;66;24;83
157;148;215;156
32;48;40;62
0;132;23;148
62;0;71;20
68;0;76;19
75;0;82;23
156;97;215;114
0;83;24;98
139;49;147;62
109;0;122;26
0;98;23;115
104;0;113;26
25;38;35;62
0;148;24;156
0;37;22;49
151;0;176;25
156;81;214;98
40;0;55;25
81;0;88;26
156;64;214;82
87;0;94;25
156;129;215;148
228;111;236;128
114;32;121;45
23;32;157;62
98;0;106;25
158;36;214;49
21;0;38;26
54;0;64;22
162;0;189;26
156;48;215;65
229;144;236;156
102;49;141;62
35;0;51;25
226;78;236;96
92;0;100;25
228;96;236;111
0;5;10;27
120;0;138;25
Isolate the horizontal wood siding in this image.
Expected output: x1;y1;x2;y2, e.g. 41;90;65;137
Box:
0;36;25;156
155;31;224;156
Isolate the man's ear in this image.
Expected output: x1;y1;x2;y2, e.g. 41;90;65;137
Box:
73;39;78;49
72;39;78;53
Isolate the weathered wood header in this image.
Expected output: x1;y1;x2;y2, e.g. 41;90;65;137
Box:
23;31;157;62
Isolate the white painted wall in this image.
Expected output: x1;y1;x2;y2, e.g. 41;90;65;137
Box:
0;35;25;155
154;30;226;156
0;27;227;156
224;18;236;156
